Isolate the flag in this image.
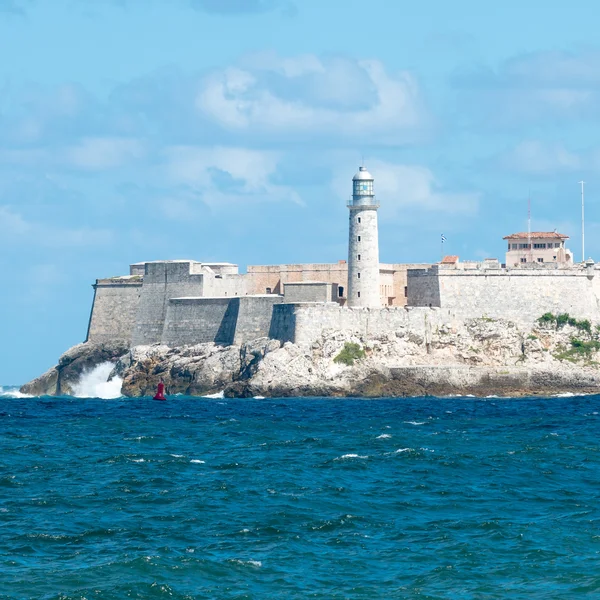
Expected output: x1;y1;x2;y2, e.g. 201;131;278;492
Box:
441;234;447;243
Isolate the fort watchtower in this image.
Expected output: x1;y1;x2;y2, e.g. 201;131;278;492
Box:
347;166;380;308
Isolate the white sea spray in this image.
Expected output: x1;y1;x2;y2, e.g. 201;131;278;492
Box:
72;363;122;399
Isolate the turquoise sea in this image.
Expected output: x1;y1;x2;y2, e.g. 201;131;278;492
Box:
1;392;600;599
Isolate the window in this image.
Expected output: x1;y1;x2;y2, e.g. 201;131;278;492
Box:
534;243;546;249
357;254;361;261
353;180;373;196
553;256;557;260
357;273;361;279
520;258;526;263
404;286;408;297
555;243;562;248
266;287;271;294
357;235;361;242
512;244;518;250
537;258;544;263
357;217;361;224
357;291;361;298
519;243;530;249
338;286;344;298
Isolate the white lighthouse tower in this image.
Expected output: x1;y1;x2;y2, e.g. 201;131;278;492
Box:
347;166;380;308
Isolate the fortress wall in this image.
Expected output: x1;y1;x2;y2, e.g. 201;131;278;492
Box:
132;262;204;346
246;263;348;297
204;273;249;297
162;295;284;347
233;296;285;344
409;268;600;322
162;298;237;346
407;269;442;307
271;303;453;346
86;279;142;344
269;304;297;343
283;282;336;303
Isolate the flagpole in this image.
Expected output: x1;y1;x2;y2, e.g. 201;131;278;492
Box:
579;181;585;263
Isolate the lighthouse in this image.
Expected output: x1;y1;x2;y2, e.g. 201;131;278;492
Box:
347;166;380;308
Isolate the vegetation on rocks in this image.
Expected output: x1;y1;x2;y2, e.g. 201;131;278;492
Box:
538;312;592;334
333;342;366;366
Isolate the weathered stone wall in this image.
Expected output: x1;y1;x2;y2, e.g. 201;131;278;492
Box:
408;266;600;322
161;295;284;347
246;262;431;307
132;262;204;346
406;268;441;307
162;297;237;346
204;273;249;297
246;262;348;297
270;303;452;346
86;278;143;343
233;296;285;344
283;281;336;303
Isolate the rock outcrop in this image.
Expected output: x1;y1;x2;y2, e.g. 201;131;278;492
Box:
20;317;600;397
20;340;129;396
115;317;600;397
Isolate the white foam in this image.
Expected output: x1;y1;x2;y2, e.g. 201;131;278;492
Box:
170;454;184;458
72;363;122;399
230;559;262;567
394;448;412;453
190;459;205;464
404;421;426;426
376;434;392;439
334;454;368;460
203;391;224;399
129;458;145;463
253;395;266;399
0;386;33;398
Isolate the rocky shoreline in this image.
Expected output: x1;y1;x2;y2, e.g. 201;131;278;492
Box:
20;317;600;398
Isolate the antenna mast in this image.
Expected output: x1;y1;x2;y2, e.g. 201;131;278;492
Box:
579;181;585;263
528;191;532;264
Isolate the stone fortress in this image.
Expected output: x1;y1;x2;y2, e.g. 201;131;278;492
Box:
85;166;600;350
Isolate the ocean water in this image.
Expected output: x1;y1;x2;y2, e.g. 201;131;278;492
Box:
1;394;600;599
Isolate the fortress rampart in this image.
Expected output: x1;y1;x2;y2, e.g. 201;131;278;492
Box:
86;277;143;344
270;303;451;345
408;262;600;322
162;296;284;346
85;257;600;353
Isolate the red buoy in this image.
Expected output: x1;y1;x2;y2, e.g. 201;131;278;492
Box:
153;380;166;401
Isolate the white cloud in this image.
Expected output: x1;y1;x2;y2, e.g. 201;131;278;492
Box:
499;140;582;174
164;145;303;209
64;137;145;170
196;55;429;142
453;50;600;125
0;206;113;246
0;137;145;171
332;161;479;216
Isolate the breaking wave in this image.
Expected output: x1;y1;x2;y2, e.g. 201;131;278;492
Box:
0;386;32;399
72;363;123;399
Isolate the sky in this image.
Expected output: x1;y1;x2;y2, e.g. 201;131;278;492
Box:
2;0;600;383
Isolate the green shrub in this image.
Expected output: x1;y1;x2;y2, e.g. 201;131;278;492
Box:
554;337;600;362
576;319;591;334
556;313;570;327
538;313;556;324
570;338;600;354
334;342;366;366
